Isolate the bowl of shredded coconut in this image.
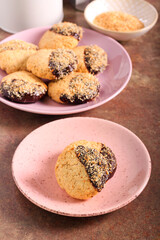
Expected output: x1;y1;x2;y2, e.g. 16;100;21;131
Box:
84;0;158;41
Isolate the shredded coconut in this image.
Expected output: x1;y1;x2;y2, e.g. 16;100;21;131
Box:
93;11;144;32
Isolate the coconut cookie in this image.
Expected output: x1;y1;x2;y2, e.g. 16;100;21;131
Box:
0;40;38;74
27;48;78;80
73;45;108;75
0;71;47;103
55;140;117;200
39;22;83;49
48;72;100;104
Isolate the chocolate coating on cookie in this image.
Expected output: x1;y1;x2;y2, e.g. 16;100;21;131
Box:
0;78;47;103
75;144;117;191
50;22;82;41
60;73;100;104
84;45;107;75
48;49;78;79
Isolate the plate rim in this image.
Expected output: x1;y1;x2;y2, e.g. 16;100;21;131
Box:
0;27;132;115
12;117;151;217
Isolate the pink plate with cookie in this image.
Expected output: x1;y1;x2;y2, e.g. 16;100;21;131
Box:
0;27;132;115
12;117;151;217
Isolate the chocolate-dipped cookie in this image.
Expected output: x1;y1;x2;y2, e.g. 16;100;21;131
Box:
0;71;47;103
55;140;117;200
48;72;100;104
73;45;108;75
39;22;83;49
0;40;38;74
27;49;78;80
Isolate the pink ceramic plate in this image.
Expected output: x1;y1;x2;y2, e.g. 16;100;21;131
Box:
0;27;132;115
12;117;151;217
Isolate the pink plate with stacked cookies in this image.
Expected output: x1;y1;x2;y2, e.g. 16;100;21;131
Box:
12;117;151;217
0;26;132;115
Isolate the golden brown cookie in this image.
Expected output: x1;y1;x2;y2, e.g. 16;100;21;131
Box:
73;45;108;75
55;140;117;200
27;48;78;80
39;22;83;49
0;39;38;53
0;71;47;103
0;40;38;74
48;72;100;104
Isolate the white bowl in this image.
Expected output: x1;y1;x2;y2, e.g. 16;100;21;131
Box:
84;0;158;41
0;0;63;33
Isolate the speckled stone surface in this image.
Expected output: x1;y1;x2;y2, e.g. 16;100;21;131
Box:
0;0;160;239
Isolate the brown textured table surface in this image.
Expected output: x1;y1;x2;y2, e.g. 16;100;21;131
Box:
0;1;160;239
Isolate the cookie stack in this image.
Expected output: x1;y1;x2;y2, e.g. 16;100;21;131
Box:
0;22;108;104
